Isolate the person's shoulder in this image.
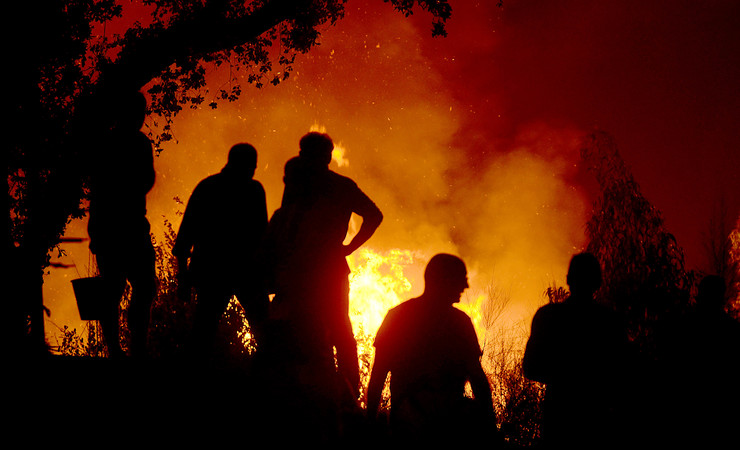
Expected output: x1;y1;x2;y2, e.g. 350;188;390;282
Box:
197;172;223;188
448;306;478;333
532;302;566;322
249;178;266;192
132;130;153;149
190;172;227;197
376;297;422;343
327;170;359;188
386;297;422;320
536;302;563;314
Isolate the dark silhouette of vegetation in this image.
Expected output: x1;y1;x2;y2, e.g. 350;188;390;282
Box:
581;131;695;354
703;197;740;314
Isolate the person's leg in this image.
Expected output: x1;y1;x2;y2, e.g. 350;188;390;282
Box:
95;250;127;359
235;282;270;350
191;283;232;360
327;276;360;398
126;237;157;359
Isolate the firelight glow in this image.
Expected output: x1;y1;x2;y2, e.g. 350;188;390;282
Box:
44;1;739;364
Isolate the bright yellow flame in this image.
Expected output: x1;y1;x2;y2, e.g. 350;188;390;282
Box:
347;247;421;403
456;294;489;347
347;247;419;338
331;145;349;168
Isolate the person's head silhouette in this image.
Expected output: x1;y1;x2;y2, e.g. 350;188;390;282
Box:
423;253;470;306
225;143;258;178
283;156;306;185
111;90;147;132
566;252;602;299
298;132;334;168
696;274;727;315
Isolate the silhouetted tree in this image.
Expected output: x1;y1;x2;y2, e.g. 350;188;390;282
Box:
702;197;740;316
729;222;740;317
580;131;695;354
9;0;455;357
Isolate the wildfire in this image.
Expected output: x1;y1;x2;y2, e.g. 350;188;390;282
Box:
348;247;421;338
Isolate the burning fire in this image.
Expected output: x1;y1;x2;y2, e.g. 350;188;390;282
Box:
347;247;489;355
348;247;419;337
346;246;490;402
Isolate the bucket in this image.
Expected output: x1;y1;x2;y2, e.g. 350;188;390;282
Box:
71;276;109;320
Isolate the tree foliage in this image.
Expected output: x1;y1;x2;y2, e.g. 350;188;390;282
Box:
580;132;695;351
727;218;740;317
703;197;740;316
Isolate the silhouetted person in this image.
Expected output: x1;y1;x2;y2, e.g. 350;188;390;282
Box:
658;274;740;446
366;254;497;446
174;143;269;359
267;132;383;399
87;89;156;359
522;252;628;449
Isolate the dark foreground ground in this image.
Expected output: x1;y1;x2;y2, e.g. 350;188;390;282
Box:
8;354;738;448
8;355;376;447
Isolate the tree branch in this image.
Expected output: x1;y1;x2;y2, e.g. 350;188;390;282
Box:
104;0;308;92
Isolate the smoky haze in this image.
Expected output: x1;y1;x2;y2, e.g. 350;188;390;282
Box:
44;1;590;342
44;0;738;346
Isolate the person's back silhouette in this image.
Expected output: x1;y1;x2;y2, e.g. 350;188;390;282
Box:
367;254;498;446
87;89;156;359
523;252;628;449
174;143;269;359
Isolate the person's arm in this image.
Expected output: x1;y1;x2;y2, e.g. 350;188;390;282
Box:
462;317;495;418
135;132;156;195
522;308;552;384
173;183;203;275
343;187;383;256
254;180;268;231
469;361;495;417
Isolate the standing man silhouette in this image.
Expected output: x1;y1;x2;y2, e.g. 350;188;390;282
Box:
87;89;156;359
367;254;497;446
174;143;269;359
271;131;383;400
523;252;628;449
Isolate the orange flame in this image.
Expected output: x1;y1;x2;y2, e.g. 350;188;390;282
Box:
347;247;489;356
348;247;420;338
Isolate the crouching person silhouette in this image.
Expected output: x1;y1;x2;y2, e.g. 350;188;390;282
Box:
366;254;498;446
174;143;269;360
523;252;628;449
